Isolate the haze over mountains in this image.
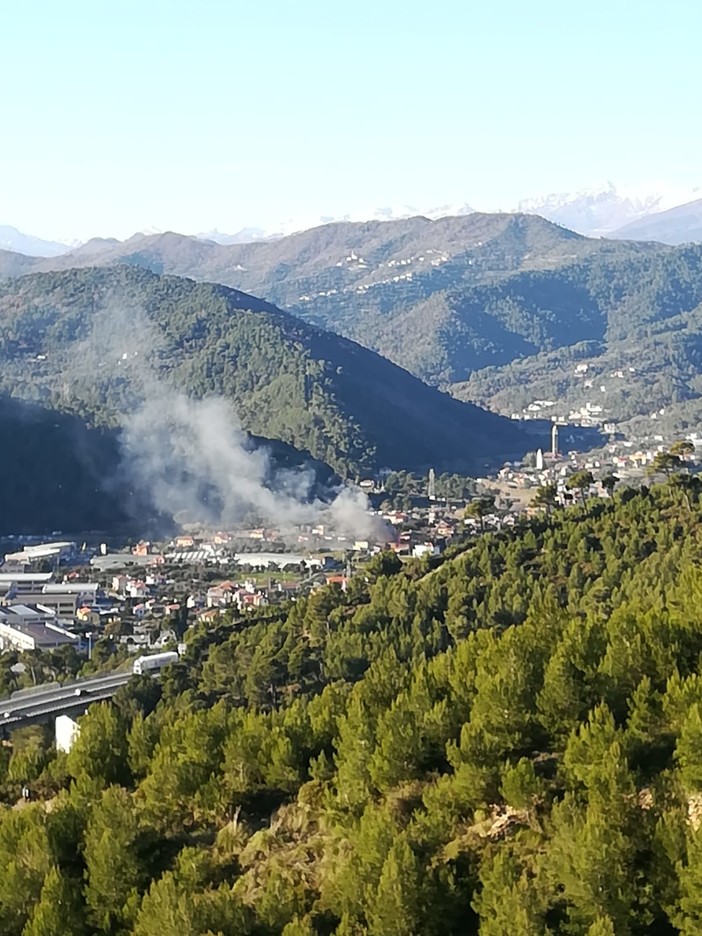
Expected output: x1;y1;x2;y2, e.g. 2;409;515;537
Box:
0;225;75;258
612;198;702;245
518;182;702;239
6;183;702;257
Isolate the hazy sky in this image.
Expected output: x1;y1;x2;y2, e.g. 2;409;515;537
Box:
3;0;700;241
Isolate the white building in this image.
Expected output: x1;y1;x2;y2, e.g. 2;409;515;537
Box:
412;543;441;559
0;573;53;596
55;715;81;753
4;542;77;565
230;552;325;570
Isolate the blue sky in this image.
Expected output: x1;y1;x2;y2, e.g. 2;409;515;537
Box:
2;0;700;241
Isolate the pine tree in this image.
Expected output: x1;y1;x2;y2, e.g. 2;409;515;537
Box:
500;758;544;814
676;704;702;791
562;704;623;790
532;482;558;514
548;745;638;934
132;872;198;936
565;470;595;503
83;786;142;933
366;834;422;936
586;917;616;936
282;918;316;936
328;804;399;922
473;848;546;936
0;810;54;934
647;451;682;479
334;694;376;809
22;865;86;936
66;702;130;788
677;828;702;935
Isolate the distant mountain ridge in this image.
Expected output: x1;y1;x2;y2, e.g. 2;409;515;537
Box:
0;212;671;389
516;182;701;237
199;202;478;243
6;181;701;253
612;198;702;245
6;212;702;442
0;211;598;292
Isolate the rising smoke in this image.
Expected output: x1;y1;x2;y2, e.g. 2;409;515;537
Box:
75;299;387;541
121;386;384;539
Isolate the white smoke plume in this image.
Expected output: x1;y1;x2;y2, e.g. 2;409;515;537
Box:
72;297;388;541
121;385;384;540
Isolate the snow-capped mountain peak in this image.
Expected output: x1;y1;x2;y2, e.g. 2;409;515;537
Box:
516;182;701;236
0;225;73;258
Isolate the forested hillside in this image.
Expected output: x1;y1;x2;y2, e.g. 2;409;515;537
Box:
7;213;702;430
0;397;137;534
0;212;599;290
0;214;660;389
0;394;342;535
455;248;702;433
0;266;526;481
5;481;702;933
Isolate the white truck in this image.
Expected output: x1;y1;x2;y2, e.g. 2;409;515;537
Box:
132;651;179;676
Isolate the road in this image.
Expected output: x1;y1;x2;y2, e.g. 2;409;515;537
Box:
0;671;133;730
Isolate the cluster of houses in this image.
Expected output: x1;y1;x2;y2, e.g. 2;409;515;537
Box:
374;506;462;558
0;533;366;657
513;363;637;429
0;564;278;656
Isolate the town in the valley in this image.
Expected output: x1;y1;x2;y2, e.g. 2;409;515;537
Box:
0;398;696;685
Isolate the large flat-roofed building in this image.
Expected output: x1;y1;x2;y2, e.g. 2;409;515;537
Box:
42;583;100;596
4;542;77;565
16;592;81;618
230;552;326;570
2;584;102;619
0;573;54;588
0;573;54;598
0;605;80;652
90;553;152;572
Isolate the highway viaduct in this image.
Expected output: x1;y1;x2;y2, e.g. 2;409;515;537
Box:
0;671;133;733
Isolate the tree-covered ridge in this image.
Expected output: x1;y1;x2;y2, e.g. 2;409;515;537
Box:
0;397;138;534
7;214;702;427
451;244;702;425
0;266;526;478
0;214;660;386
0;213;596;290
291;239;702;390
6;481;702;932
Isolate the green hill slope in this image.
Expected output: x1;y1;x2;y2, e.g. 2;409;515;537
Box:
0;397;135;534
8;215;702;432
0;213;660;384
452;244;702;430
0;266;528;481
4;480;702;932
